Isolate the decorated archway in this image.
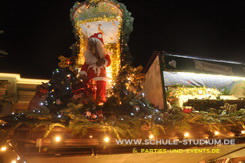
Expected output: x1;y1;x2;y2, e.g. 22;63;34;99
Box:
70;0;133;86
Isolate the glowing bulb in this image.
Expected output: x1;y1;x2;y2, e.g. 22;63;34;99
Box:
54;136;61;142
241;130;245;134
214;131;219;135
184;132;189;137
1;146;7;152
104;136;110;143
11;160;16;163
149;134;154;139
89;135;93;138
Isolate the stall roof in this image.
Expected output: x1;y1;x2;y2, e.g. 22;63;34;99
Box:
143;51;245;77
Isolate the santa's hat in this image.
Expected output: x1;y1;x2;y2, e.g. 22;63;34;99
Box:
89;32;104;44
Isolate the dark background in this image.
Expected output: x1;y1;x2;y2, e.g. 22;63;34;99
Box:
1;0;245;79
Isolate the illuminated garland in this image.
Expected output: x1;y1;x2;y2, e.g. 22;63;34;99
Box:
169;86;221;98
0;107;244;141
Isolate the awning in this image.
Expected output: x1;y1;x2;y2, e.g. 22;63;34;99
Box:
162;53;245;77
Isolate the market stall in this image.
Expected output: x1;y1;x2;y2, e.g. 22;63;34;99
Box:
143;51;245;111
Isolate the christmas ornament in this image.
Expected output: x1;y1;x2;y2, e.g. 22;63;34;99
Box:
183;106;193;113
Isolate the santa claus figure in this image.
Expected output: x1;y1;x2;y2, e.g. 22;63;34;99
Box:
79;32;111;104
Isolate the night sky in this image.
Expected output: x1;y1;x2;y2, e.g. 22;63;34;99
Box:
1;0;245;79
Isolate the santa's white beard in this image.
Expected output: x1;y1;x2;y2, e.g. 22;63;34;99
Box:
84;38;111;65
84;51;98;65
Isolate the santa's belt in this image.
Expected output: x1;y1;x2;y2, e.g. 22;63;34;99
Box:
88;65;104;76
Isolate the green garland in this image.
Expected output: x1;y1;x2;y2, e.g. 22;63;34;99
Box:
0;105;244;142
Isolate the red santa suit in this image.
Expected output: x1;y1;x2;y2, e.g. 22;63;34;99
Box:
79;32;111;104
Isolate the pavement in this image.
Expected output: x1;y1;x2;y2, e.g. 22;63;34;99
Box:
25;143;245;163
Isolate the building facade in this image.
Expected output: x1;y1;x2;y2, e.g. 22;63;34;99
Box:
0;73;48;115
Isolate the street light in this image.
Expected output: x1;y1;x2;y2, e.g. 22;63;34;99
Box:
0;146;7;152
149;134;154;139
54;136;61;143
214;131;220;136
184;132;189;138
104;136;110;143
